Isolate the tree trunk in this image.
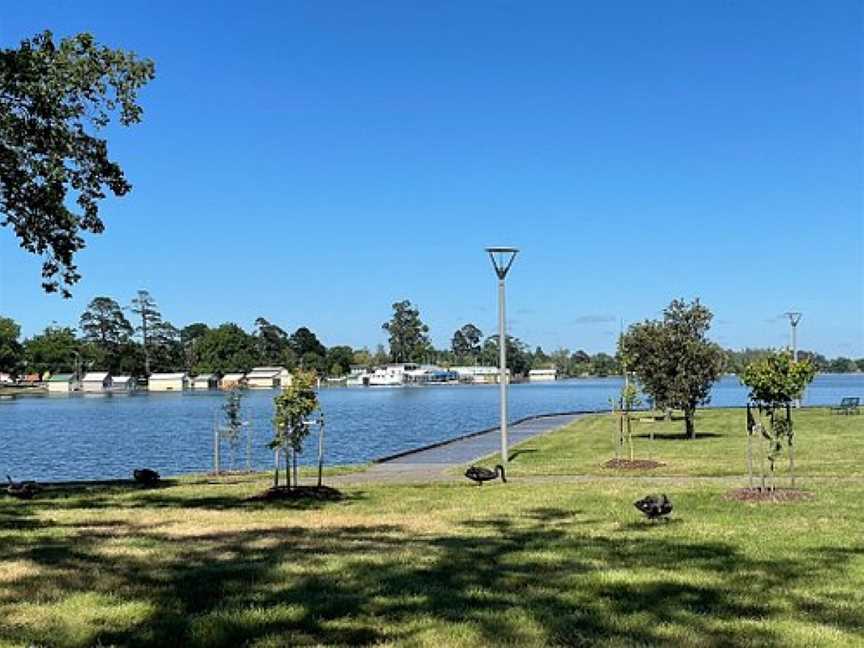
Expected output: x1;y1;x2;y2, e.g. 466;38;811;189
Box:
787;403;796;489
273;449;280;488
747;403;753;490
627;416;634;461
285;448;291;490
684;408;695;440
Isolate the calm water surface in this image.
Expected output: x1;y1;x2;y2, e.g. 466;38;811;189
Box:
1;374;861;481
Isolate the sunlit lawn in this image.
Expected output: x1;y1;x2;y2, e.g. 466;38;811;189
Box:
503;407;864;478
1;408;862;647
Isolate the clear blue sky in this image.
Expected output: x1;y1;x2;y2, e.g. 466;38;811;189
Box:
1;1;861;356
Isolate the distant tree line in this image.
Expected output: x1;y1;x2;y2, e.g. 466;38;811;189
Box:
0;297;860;379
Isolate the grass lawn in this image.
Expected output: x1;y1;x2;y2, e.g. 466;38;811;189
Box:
1;408;863;647
502;407;864;478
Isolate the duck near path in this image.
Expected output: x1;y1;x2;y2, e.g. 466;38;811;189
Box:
6;475;39;500
133;468;160;486
464;464;507;486
634;493;673;521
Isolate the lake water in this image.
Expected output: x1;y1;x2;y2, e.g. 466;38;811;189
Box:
1;374;861;482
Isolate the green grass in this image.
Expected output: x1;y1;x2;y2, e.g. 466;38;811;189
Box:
1;408;863;647
502;407;864;478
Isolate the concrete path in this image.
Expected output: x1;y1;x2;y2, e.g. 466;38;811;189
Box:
331;413;585;485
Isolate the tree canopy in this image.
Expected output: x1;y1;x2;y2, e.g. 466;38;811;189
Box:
382;300;430;363
451;323;483;360
0;31;154;296
619;298;726;438
741;350;817;407
79;296;133;346
0;316;24;374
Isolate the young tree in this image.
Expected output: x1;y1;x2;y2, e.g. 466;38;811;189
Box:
741;350;816;491
79;297;133;346
0;316;24;375
382;300;430;363
611;381;642;461
451;324;483;360
129;290;162;376
0;31;154;297
619;298;726;439
271;370;320;489
221;387;245;471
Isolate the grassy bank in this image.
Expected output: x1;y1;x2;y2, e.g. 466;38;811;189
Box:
1;408;862;647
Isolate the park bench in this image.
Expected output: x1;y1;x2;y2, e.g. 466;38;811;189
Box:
830;397;860;415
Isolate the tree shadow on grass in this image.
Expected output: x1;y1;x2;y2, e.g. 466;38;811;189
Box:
633;432;723;440
1;506;862;647
2;484;367;514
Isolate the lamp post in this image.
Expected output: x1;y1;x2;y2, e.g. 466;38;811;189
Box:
486;247;518;464
785;311;802;407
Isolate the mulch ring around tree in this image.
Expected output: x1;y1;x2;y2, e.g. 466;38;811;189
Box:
247;485;345;502
603;458;665;470
723;488;814;503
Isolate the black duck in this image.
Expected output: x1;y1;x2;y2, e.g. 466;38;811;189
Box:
634;493;673;521
6;475;38;500
464;464;506;486
133;468;160;486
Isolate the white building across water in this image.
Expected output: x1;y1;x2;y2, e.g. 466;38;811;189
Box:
528;368;558;382
246;366;292;389
81;372;112;393
220;373;246;390
368;363;419;386
47;373;78;393
110;376;135;392
191;374;218;390
148;373;188;392
452;366;510;384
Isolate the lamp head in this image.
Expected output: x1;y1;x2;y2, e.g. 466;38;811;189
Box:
785;312;802;327
485;247;519;279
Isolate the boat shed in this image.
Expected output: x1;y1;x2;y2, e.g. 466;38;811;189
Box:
220;373;246;390
148;373;188;392
81;372;112;392
191;374;218;390
111;376;135;392
249;366;292;388
47;373;78;393
246;368;281;389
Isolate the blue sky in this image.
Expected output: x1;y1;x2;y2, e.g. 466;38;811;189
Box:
1;1;861;356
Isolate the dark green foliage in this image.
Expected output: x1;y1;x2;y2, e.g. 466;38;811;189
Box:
129;290;162;376
193;323;259;375
79;296;133;346
382;300;430;363
0;316;23;374
619;298;726;439
451;324;483;360
0;31;154;296
326;345;354;376
480;335;531;376
22;326;79;374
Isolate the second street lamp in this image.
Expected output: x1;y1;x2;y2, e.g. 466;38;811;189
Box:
486;247;518;464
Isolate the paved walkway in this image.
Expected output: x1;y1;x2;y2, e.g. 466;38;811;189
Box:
331;413;585;485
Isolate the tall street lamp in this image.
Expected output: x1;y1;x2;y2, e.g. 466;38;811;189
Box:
785;311;803;407
486;247;518;464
